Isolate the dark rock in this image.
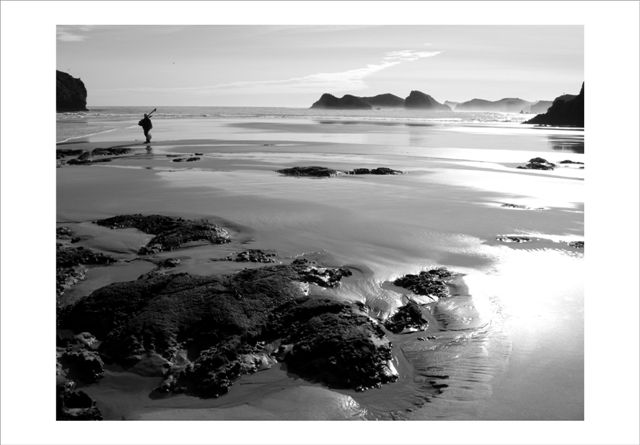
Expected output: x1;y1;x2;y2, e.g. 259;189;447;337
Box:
61;260;382;398
185;157;200;162
559;160;584;165
194;152;204;156
569;241;584;249
57;245;116;269
393;267;454;299
57;226;74;239
158;258;181;268
172;158;185;162
92;147;132;156
57;148;84;159
404;91;449;110
361;93;405;107
525;83;584;127
349;167;402;175
496;235;531;243
384;300;429;334
57;383;102;420
310;93;372;109
95;214;231;254
270;297;398;389
518;157;556;170
60;349;104;383
277;166;338;177
291;258;352;288
57;70;87;112
227;249;276;263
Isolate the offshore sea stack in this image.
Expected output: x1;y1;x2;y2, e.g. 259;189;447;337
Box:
56;70;88;112
525;83;584;127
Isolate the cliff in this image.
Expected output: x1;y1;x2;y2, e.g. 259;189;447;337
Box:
361;93;405;108
310;93;372;109
456;97;532;113
404;90;449;110
525;83;584;127
56;70;88;112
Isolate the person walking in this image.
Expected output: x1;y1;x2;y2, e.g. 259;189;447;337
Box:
138;108;156;143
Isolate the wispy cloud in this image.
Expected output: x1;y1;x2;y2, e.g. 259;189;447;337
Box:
101;48;441;96
57;26;92;42
203;49;441;94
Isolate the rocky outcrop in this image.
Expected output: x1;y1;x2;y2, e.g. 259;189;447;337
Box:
384;300;429;334
496;235;531;243
393;267;455;299
348;167;401;175
56;70;88;112
278;166;403;177
361;93;405;108
225;249;277;263
277;166;338;177
404;90;449;110
59;258;395;398
311;94;372;109
517;157;556;170
95;214;231;254
525;83;584;127
56;245;116;299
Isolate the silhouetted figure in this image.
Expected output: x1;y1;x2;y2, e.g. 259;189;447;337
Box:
138;108;156;143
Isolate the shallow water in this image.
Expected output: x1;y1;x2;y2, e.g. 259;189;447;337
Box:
57;111;583;420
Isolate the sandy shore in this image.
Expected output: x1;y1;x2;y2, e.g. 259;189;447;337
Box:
57;118;583;420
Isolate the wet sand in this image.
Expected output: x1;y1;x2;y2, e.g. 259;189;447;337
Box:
57;118;583;420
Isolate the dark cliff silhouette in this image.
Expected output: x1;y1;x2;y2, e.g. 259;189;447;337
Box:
311;91;447;110
525;83;584;127
57;70;88;112
361;93;405;108
403;90;449;110
311;94;372;109
456;97;534;113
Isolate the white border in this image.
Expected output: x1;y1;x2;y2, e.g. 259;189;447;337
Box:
1;2;639;445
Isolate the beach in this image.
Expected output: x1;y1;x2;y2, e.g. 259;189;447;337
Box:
56;108;584;420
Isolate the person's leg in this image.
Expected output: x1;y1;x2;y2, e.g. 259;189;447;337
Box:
144;129;151;143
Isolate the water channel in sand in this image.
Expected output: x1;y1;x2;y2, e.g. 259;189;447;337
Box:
57;112;583;419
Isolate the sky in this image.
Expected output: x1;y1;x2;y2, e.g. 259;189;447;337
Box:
57;25;583;107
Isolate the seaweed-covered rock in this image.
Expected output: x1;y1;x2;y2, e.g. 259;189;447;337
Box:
92;147;132;156
95;214;230;254
56;245;116;298
393;267;454;298
271;297;398;390
496;235;531;243
60;262;388;398
59;349;104;383
277;166;338;177
569;240;584;249
57;245;116;269
348;167;402;175
559;160;584;165
57;382;102;420
227;249;276;263
57;148;84;159
517;157;555;170
384;300;429;334
291;258;352;288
